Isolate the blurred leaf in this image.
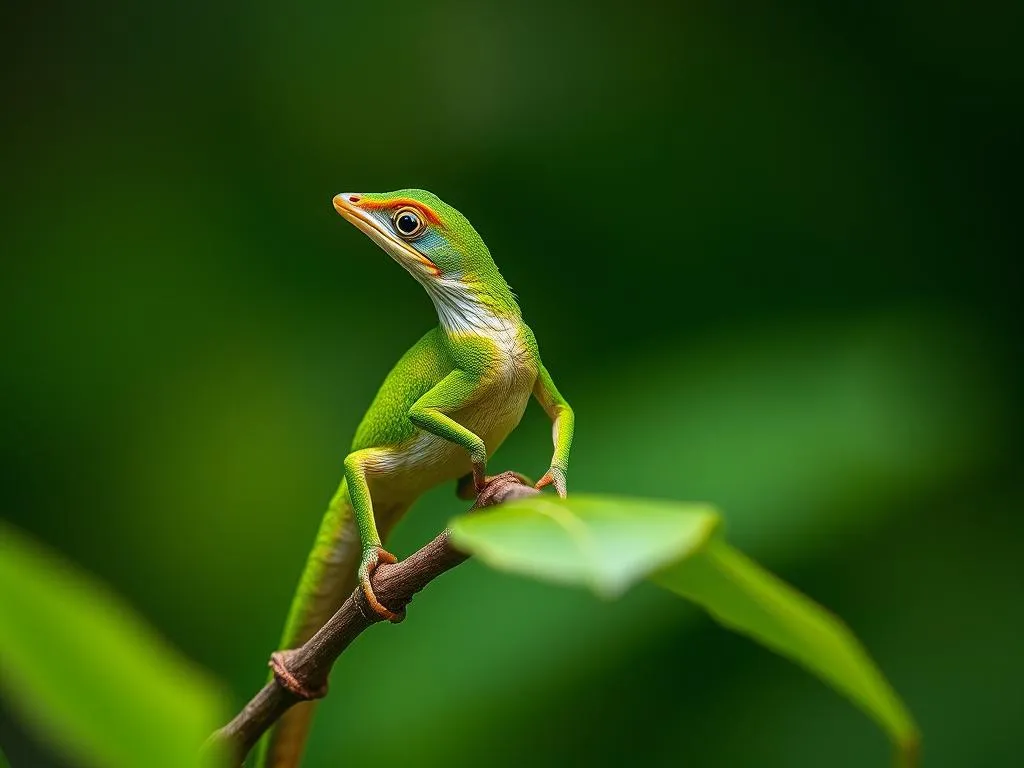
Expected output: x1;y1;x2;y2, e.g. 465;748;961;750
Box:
450;495;918;765
0;744;9;768
0;522;227;768
655;537;920;766
449;495;719;597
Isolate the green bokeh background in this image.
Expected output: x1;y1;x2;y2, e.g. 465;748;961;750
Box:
2;1;1021;766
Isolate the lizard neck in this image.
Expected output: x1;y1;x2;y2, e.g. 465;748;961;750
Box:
423;273;522;340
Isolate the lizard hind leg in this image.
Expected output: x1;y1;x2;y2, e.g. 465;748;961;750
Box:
344;448;404;622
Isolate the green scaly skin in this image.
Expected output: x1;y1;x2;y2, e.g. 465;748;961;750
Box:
256;189;574;768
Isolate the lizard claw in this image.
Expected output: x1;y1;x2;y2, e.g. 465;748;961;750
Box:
535;467;567;498
358;546;402;622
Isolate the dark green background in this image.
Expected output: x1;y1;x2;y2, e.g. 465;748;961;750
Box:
2;1;1021;766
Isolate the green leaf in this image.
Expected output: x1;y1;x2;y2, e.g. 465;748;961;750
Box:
655;538;920;766
449;494;719;597
0;522;227;768
449;494;919;765
0;743;10;768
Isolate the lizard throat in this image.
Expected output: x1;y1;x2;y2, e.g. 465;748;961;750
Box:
423;276;518;338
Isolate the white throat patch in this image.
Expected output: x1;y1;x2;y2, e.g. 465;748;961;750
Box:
425;276;513;338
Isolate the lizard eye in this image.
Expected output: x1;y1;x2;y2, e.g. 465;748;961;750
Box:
393;207;424;239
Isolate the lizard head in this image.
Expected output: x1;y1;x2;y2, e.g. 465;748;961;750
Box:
332;189;496;284
332;188;521;326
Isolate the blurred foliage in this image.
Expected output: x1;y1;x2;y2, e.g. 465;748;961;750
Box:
0;524;226;768
452;496;917;761
657;538;918;764
2;0;1021;766
450;495;719;597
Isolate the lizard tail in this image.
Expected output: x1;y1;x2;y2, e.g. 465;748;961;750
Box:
253;480;362;768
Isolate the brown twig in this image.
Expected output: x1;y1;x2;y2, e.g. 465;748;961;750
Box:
207;471;539;766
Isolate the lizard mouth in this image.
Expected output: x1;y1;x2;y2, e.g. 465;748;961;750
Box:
332;194;440;278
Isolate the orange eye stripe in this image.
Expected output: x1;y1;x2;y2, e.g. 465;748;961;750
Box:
359;198;442;226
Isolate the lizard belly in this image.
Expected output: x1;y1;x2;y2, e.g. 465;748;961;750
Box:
375;376;532;494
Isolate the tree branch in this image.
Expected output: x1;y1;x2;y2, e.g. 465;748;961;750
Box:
207;471;539;766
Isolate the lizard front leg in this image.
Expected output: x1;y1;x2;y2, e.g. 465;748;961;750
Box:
409;369;489;489
532;362;574;498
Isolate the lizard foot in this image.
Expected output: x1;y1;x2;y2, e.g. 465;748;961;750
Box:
535;466;567;498
471;470;537;509
456;470;532;500
358;546;403;623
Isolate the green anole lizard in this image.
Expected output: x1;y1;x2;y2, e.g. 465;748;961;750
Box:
256;189;575;768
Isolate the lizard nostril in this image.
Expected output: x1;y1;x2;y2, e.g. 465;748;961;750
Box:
348;194;361;204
